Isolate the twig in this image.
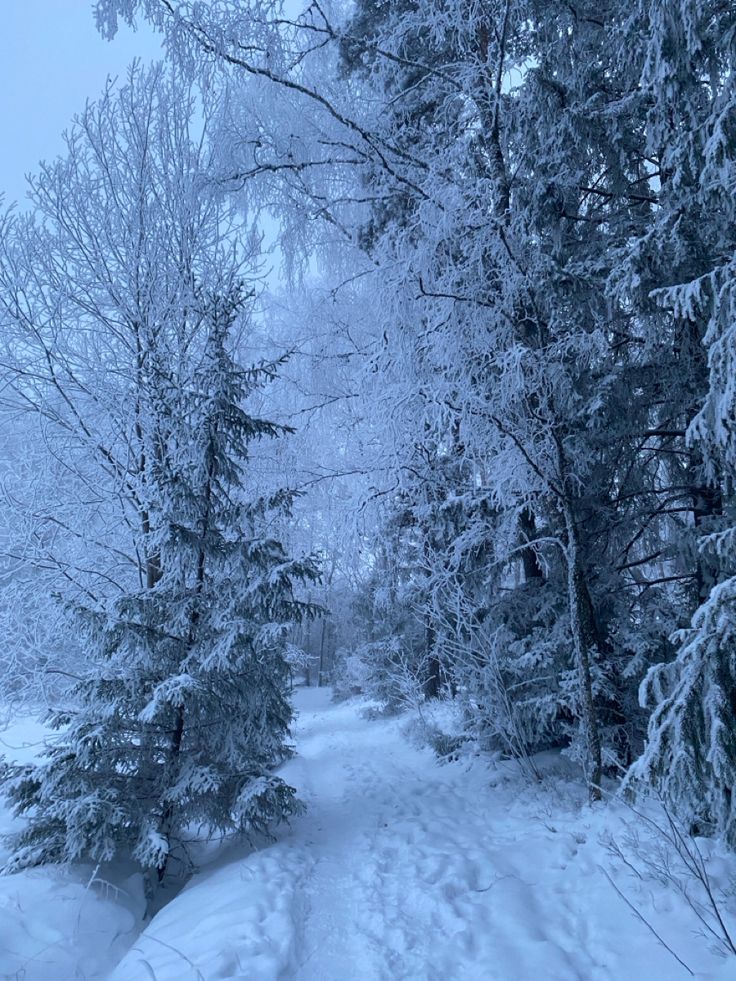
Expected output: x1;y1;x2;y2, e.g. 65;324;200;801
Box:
600;866;695;976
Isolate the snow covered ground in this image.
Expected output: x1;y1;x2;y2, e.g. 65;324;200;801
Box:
1;689;736;980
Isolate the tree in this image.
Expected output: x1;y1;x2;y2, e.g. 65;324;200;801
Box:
623;0;736;843
0;63;317;883
93;0;736;826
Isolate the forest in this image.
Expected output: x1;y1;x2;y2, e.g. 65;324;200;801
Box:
0;2;735;979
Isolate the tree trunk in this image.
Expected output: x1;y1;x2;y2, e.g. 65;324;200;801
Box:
156;707;184;884
424;620;441;699
519;507;544;582
563;504;602;800
693;479;723;603
156;443;214;882
318;616;327;687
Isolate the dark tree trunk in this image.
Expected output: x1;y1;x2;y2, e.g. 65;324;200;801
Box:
519;507;544;582
563;504;603;800
424;621;441;699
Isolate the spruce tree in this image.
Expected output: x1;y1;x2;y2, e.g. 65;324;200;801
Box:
1;286;318;881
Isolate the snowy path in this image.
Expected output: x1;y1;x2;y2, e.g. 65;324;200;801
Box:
278;692;596;981
108;688;735;981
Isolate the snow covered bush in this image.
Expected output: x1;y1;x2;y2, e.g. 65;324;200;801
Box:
331;647;372;701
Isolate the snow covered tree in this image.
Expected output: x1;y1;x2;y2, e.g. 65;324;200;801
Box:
0;64;317;882
91;0;736;827
623;0;736;842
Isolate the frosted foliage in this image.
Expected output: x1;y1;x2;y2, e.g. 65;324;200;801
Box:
0;65;317;878
2;291;316;877
632;575;736;844
622;0;736;842
26;0;736;846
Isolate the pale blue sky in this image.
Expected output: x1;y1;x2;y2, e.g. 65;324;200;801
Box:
0;2;161;205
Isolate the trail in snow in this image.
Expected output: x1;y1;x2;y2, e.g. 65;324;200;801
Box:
278;692;592;981
110;688;736;981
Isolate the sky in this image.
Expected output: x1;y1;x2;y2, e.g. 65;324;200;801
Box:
0;2;161;206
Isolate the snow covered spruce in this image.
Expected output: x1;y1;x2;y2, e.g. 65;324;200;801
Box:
0;65;317;885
